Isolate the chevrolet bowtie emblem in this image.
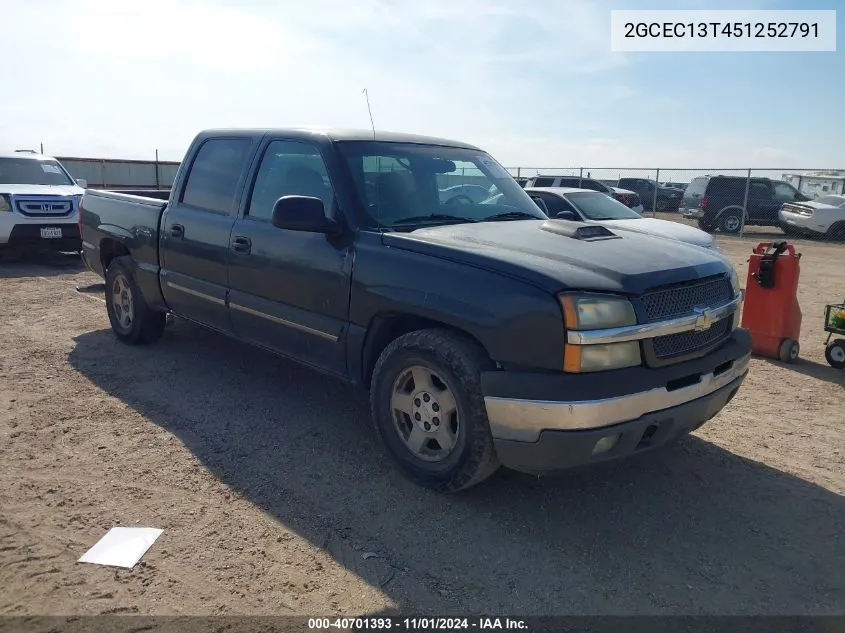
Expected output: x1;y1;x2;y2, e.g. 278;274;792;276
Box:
693;306;716;332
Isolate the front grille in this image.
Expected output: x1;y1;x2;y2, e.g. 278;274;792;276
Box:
652;316;732;358
15;198;74;217
639;275;735;366
640;275;733;323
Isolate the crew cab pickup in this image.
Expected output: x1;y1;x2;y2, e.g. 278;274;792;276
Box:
80;128;752;492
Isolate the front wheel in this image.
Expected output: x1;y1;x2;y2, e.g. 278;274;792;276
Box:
369;328;500;493
105;256;166;345
825;339;845;369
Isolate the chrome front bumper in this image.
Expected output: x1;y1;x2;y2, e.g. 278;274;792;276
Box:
485;352;750;443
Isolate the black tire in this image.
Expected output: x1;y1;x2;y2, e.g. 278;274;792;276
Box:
655;198;668;212
718;210;743;234
778;338;799;363
780;223;801;237
826;222;845;242
104;256;166;345
370;328;500;493
825;339;845;369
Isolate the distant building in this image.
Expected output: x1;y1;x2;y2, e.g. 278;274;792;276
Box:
782;171;845;198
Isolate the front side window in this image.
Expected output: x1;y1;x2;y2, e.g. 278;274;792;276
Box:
773;181;801;201
247;141;334;222
336;142;546;229
0;157;74;186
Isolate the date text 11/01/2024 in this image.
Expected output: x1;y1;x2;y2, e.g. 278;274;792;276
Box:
308;617;528;630
624;21;819;38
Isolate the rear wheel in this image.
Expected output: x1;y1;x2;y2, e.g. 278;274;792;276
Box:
105;256;166;345
780;223;802;237
825;339;845;369
718;210;743;234
370;328;500;493
826;222;845;242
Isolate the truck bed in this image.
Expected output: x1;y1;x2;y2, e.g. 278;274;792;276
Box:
79;189;167;281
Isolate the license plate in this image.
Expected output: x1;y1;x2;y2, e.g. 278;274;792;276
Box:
40;227;63;239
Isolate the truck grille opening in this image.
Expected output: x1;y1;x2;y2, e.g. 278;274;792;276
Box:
640;275;733;322
653;316;732;359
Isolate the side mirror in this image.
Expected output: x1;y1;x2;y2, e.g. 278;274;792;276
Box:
75;178;88;188
555;211;578;221
271;196;340;234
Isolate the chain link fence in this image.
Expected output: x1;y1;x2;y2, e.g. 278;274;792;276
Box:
506;167;845;242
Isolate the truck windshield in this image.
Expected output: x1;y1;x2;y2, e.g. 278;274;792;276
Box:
567;192;643;220
0;157;74;186
336;141;547;228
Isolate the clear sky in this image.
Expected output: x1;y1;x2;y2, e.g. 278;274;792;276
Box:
0;0;841;168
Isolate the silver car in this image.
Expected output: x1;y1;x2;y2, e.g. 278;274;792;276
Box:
524;187;721;251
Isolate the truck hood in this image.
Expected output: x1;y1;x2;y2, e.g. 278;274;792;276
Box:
383;220;731;295
598;217;717;249
1;184;84;197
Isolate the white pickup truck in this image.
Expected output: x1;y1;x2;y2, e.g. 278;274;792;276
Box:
0;151;87;255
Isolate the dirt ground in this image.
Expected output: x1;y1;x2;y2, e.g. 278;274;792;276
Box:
1;226;843;617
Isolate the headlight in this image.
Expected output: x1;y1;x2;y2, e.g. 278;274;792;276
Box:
0;194;11;213
728;267;740;297
559;293;641;372
559;293;637;330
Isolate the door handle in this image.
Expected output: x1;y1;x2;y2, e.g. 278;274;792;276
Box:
169;224;185;239
231;236;251;254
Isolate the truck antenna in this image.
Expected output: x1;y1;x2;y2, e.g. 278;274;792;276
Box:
362;88;376;140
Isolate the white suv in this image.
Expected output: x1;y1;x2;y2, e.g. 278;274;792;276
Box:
0;151;86;254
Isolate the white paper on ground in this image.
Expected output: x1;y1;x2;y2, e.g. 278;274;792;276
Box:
78;527;163;569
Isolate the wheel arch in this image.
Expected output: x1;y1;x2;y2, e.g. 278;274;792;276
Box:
360;313;492;389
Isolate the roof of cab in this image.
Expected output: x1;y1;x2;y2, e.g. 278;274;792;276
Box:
0;151;54;160
195;127;482;150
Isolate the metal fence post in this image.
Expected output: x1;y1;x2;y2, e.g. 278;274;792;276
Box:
155;149;160;190
100;160;106;189
516;167;521;178
740;168;751;239
578;167;583;188
653;168;660;216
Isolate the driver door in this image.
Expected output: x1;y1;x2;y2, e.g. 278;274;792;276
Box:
226;138;353;377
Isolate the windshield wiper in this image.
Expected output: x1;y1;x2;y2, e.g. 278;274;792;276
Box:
484;211;543;221
393;214;479;225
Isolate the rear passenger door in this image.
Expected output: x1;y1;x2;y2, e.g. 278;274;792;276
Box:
226;138;352;377
746;181;773;223
160;137;256;332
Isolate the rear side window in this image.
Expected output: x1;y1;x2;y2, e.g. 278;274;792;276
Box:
181;138;252;213
707;177;746;196
581;179;607;192
532;177;555;187
686;177;708;196
556;177;579;187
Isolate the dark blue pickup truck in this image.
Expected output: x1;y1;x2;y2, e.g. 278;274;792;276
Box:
80;128;751;492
